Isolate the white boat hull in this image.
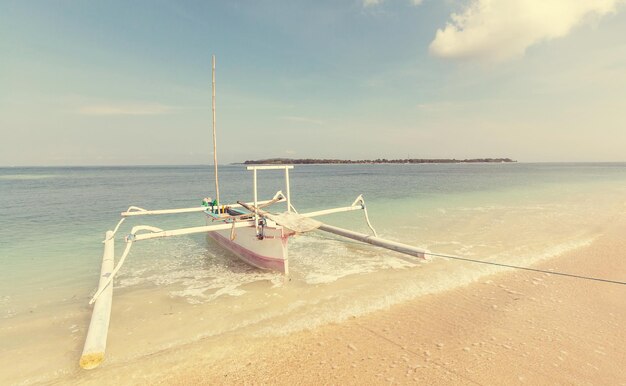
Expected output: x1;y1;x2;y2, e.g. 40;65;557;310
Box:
205;217;291;274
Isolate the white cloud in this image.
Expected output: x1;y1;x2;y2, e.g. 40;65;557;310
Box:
78;103;176;116
430;0;625;62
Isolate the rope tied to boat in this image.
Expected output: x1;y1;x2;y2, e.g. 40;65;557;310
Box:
424;251;626;286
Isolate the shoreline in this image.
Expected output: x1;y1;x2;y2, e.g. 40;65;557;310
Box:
68;217;626;385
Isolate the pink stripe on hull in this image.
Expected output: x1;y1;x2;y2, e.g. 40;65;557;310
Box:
209;231;287;274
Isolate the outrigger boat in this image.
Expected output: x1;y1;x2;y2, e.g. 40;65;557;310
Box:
79;57;429;370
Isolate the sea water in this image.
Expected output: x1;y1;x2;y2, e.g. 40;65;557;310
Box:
1;163;625;383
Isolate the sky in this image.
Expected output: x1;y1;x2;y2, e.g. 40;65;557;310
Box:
1;0;625;166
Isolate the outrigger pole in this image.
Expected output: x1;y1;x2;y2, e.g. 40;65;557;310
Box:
316;224;428;262
212;54;220;207
79;231;114;369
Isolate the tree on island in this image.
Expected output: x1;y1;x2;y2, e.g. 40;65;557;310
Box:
243;158;516;165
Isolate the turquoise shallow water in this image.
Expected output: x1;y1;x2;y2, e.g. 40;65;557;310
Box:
1;162;625;312
0;163;625;383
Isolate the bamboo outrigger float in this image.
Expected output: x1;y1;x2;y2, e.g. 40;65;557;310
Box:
80;56;429;369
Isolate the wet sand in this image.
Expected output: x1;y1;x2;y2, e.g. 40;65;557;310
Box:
63;216;626;385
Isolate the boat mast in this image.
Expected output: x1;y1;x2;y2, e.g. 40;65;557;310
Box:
212;54;220;207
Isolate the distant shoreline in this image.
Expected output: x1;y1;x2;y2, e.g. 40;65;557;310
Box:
243;158;516;165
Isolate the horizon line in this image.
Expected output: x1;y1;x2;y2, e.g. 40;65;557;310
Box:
2;160;626;168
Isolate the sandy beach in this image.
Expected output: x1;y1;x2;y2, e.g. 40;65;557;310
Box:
67;214;626;385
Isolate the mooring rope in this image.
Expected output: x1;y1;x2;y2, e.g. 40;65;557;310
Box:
424;251;626;286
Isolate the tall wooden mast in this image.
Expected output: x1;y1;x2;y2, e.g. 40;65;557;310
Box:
212;54;220;206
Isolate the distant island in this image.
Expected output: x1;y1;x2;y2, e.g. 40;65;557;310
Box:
243;158;516;165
